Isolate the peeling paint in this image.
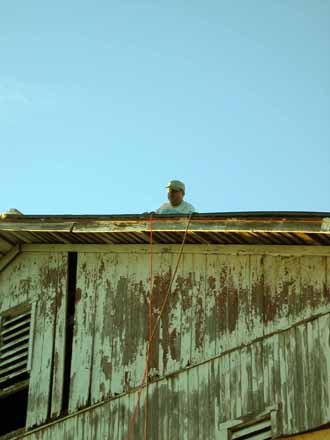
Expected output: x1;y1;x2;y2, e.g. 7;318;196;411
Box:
2;247;330;439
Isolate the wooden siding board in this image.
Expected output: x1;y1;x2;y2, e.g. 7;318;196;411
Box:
97;405;109;440
227;256;242;351
51;253;68;417
208;359;216;440
295;323;309;433
214;357;222;436
199;362;211;440
230;349;242;420
0;253;41;311
25;307;44;425
242;344;254;417
251;340;264;415
110;396;120;440
27;254;59;428
286;328;296;434
90;253;112;403
319;314;330;425
159;252;181;376
309;319;322;429
188;366;199;440
219;352;231;423
158;380;169;440
262;336;271;409
178;370;189;440
133;254;149;389
272;332;283;436
179;253;194;369
264;256;289;334
236;255;252;347
148;381;160;440
204;254;217;359
110;253;130;396
122;393;130;440
191;254;206;365
82;410;93;440
69;253;97;412
213;255;229;354
284;257;301;326
277;331;288;435
301;256;327;319
90;252;150;401
168;375;180;440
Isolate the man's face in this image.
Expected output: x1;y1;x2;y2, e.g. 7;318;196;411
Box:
168;188;184;206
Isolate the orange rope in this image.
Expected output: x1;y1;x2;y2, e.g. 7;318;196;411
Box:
126;213;193;439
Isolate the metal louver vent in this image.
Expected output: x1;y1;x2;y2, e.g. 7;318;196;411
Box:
0;309;31;387
231;418;272;440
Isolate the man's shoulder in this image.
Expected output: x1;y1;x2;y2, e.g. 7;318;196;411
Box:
182;201;195;209
181;201;196;212
158;202;171;209
156;203;171;213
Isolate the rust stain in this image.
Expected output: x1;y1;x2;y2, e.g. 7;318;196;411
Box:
101;356;112;378
228;274;238;334
55;289;63;309
40;265;58;291
98;257;105;277
152;270;172;372
169;328;177;360
208;275;216;291
124;371;129;389
53;351;59;376
75;288;82;304
195;295;204;350
19;278;31;296
99;382;106;396
216;267;227;337
181;273;193;311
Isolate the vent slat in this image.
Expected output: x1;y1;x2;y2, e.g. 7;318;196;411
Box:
2;326;30;342
0;359;28;376
0;367;28;384
1;317;31;335
231;419;271;440
2;311;31;327
0;343;29;360
0;351;28;368
0;334;30;351
0;309;31;389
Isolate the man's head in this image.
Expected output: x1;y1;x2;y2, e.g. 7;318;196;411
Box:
166;180;185;206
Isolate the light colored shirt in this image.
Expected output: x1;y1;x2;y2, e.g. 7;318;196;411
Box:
157;200;196;214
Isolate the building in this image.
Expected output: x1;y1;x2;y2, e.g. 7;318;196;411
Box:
0;212;330;439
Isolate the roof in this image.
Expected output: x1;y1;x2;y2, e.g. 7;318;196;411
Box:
0;212;330;257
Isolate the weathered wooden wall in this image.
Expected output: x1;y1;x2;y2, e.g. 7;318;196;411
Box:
0;252;68;428
12;313;330;439
69;250;330;410
1;245;330;438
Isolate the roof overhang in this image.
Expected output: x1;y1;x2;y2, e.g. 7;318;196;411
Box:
0;212;330;258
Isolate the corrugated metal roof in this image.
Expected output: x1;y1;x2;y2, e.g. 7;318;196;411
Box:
0;212;330;256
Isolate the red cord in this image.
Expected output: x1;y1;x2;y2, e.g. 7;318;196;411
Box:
126;213;192;439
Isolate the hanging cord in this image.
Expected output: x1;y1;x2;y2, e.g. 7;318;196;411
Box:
126;212;193;440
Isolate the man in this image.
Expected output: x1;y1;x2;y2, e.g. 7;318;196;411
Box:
157;180;196;214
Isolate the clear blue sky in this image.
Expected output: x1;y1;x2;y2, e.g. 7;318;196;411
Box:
1;1;329;214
